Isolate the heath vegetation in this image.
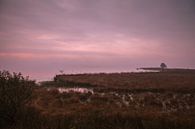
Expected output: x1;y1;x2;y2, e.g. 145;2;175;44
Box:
0;69;195;129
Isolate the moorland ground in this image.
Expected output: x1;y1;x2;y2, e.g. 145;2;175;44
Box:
1;69;195;129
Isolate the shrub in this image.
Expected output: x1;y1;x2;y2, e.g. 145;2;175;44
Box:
0;70;35;128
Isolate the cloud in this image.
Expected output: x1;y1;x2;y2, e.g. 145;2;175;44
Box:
0;0;195;80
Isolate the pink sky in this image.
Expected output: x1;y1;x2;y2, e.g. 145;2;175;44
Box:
0;0;195;81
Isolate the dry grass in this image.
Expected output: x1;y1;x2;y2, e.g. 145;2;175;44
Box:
27;85;195;129
55;71;195;89
1;70;195;129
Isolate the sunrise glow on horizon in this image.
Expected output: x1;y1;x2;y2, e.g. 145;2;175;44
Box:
0;0;195;81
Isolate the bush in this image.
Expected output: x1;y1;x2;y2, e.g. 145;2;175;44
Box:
0;70;35;128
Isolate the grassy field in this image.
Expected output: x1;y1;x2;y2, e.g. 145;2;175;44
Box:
54;69;195;89
1;69;195;129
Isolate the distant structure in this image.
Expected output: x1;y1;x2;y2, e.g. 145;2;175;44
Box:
160;63;167;71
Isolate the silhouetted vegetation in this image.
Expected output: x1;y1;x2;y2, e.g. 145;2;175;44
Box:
0;70;35;128
160;63;167;71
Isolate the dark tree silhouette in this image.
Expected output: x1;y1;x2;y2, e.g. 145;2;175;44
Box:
160;63;167;71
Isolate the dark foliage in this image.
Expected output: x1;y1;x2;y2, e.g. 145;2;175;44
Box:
53;75;95;88
0;70;35;128
160;63;167;71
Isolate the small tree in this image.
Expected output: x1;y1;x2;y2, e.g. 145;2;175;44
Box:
160;63;167;71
